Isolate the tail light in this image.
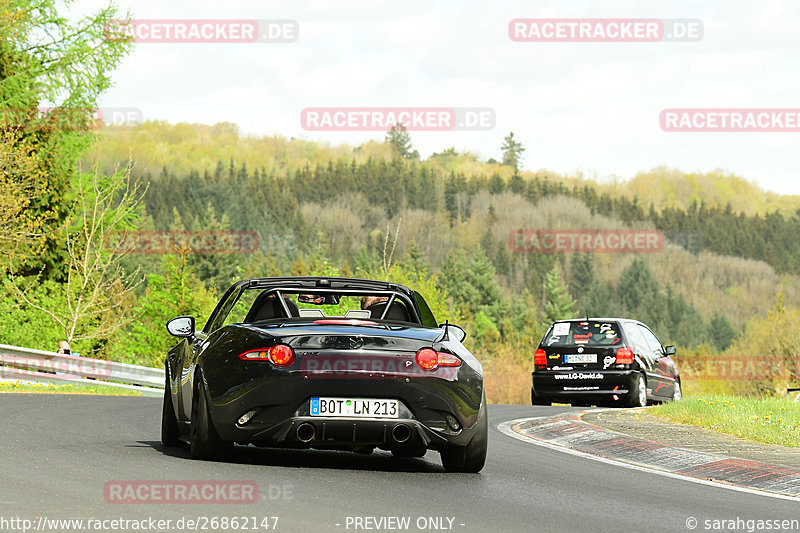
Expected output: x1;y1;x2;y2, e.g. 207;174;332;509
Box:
415;348;461;371
238;344;295;367
534;348;547;368
313;319;378;326
615;347;634;365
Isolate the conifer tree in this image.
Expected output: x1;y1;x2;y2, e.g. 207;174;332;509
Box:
501;132;525;170
708;312;737;351
385;123;418;159
570;254;595;301
542;266;577;324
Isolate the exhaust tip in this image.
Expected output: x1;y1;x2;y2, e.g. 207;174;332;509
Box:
391;423;411;443
296;422;315;442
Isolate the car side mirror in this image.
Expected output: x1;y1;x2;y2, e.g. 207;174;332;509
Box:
167;316;195;338
439;323;467;343
664;345;676;356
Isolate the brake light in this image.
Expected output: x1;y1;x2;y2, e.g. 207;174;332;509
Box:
415;348;461;371
313;319;378;326
238;344;296;367
615;347;634;365
534;348;547;367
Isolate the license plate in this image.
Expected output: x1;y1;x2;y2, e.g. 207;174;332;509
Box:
310;397;399;419
565;353;597;364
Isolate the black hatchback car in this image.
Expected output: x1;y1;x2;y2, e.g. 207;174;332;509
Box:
531;318;681;407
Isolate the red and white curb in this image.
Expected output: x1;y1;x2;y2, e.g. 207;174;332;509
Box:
498;411;800;500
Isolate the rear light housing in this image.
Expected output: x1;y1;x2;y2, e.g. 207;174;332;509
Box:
415;348;461;371
615;347;634;365
313;319;378;326
534;348;547;368
238;344;295;367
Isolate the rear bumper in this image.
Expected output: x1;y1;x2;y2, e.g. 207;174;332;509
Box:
204;374;482;451
531;369;638;401
242;416;454;451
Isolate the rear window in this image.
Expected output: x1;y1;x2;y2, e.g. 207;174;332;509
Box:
542;321;622;347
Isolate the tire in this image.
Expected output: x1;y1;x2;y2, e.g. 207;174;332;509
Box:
392;447;427;458
672;381;682;402
190;375;230;460
161;371;181;447
441;393;488;473
531;388;551;406
626;373;647;408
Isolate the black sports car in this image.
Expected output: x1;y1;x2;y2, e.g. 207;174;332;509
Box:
531;318;682;407
161;276;487;473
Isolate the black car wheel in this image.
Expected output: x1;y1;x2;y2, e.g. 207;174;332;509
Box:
161;371;181;447
190;376;230;459
440;393;487;473
627;373;647;408
531;388;551;406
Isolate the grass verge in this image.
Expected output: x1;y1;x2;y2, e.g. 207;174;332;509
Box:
650;394;800;447
0;381;143;396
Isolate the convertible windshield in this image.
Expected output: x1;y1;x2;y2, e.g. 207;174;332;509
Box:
221;287;424;327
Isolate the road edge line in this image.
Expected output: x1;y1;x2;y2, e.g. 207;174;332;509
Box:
497;417;800;503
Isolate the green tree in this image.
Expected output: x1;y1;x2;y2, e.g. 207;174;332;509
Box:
439;249;479;314
439;247;507;323
9;163;146;345
385;122;418;159
106;253;217;367
584;281;615;317
570;254;595;302
188;203;241;294
501;131;525;170
508;169;525;194
708;311;737;351
542;266;577;324
386;260;457;328
488;173;505;194
1;0;134;279
469;247;506;321
724;295;800;392
668;296;709;348
617;259;663;324
398;241;429;276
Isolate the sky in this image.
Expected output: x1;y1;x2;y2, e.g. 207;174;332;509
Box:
73;0;800;194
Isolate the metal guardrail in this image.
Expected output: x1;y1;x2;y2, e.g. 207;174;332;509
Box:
0;343;164;397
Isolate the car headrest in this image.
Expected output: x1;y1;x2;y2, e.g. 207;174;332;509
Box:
246;294;300;322
367;300;409;322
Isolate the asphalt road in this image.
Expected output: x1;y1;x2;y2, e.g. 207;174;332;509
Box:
0;394;797;533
